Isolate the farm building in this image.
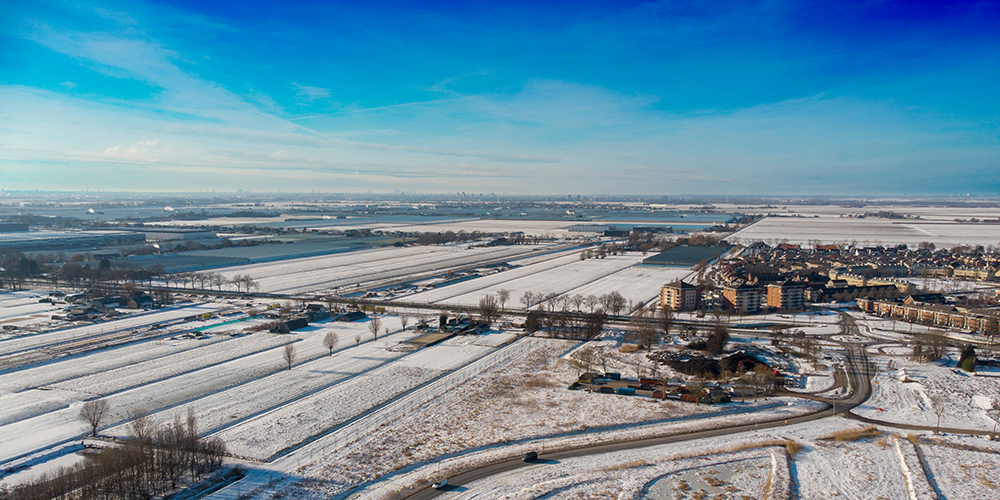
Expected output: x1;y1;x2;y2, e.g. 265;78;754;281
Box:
271;318;309;333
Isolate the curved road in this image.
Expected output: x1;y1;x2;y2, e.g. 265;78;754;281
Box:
400;342;874;499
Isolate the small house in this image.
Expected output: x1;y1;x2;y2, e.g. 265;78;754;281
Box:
304;304;329;321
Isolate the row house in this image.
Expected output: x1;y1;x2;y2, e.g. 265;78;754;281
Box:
857;298;999;334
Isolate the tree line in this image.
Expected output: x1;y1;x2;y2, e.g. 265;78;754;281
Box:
0;407;227;500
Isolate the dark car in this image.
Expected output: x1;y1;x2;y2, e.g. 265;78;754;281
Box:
523;451;538;462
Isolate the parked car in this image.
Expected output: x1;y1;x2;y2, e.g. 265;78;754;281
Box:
523;451;538;462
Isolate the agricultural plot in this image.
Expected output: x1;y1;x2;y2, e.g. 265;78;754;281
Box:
0;335;228;393
0;302;224;357
792;429;910;500
0;292;63;327
916;438;1000;499
210;335;501;461
400;250;589;303
406;253;681;307
291;338;816;498
0;314;412;467
726;216;1000;249
214;243;562;294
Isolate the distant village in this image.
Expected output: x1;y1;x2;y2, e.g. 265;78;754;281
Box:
662;241;1000;336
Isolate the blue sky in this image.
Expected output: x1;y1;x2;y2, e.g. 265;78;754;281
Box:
1;0;997;195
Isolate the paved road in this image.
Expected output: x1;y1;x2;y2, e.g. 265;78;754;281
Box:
399;343;874;499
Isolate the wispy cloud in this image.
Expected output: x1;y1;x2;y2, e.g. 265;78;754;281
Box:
292;82;332;103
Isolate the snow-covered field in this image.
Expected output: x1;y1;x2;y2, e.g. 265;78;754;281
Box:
238;337;811;499
405;253;690;308
713;202;1000;222
726;216;1000;248
856;349;1000;432
0;302;224;356
0;291;63;327
214;243;564;294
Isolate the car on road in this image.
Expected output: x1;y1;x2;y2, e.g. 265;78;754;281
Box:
523;451;538;462
432;479;448;490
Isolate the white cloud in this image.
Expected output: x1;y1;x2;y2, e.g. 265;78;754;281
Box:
292;83;332;103
60;81;76;89
105;139;161;160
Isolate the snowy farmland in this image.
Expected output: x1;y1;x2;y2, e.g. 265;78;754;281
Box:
212;242;570;294
404;252;693;307
856;349;1000;432
726;216;1000;248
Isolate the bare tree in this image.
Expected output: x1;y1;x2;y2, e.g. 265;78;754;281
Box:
571;294;585;312
283;341;296;370
355;334;361;347
323;331;339;356
368;312;382;340
931;393;946;434
569;346;596;379
242;275;259;293
212;273;225;291
658;305;673;337
128;408;152;442
479;294;500;324
399;314;410;331
186;406;198;443
497;289;510;310
750;364;774;400
520;291;535;310
325;295;338;314
584;295;601;313
632;307;658;348
602;291;627;316
80;399;109;437
990;398;1000;440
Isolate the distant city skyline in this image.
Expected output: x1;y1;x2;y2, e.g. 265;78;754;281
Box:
1;0;998;195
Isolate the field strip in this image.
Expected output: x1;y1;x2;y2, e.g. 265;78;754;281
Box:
49;332;294;397
216;245;444;280
269;245;561;295
402;251;585;303
0;303;224;358
215;339;516;462
247;246;534;294
442;254;643;306
105;329;428;440
0;332;229;393
266;338;532;468
0;324;404;465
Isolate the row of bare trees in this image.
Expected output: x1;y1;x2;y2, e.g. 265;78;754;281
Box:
2;407;226;500
163;272;258;293
519;291;629;317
